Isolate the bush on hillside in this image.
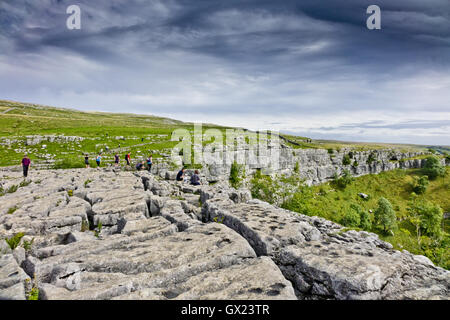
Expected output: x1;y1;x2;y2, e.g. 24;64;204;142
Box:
341;205;361;228
359;209;372;231
422;156;446;180
412;175;429;195
332;170;354;189
367;152;376;164
342;154;351;166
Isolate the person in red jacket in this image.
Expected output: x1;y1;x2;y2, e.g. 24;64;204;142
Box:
21;154;31;178
125;152;131;166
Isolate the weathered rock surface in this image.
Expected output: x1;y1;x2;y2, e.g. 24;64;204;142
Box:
203;198;450;300
0;254;30;300
0;169;448;300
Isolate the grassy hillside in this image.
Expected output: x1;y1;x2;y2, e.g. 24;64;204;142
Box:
1;99;433;169
0;100;233;168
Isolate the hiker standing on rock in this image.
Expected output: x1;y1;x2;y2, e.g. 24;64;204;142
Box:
96;153;102;167
147;154;153;173
125;152;131;166
84;154;90;168
21;154;31;178
114;153;120;167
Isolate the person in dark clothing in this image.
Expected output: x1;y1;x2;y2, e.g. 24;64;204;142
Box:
84;154;90;168
146;155;153;172
136;161;145;171
125;152;131;166
190;170;201;186
176;168;185;181
114;153;120;167
21;154;31;178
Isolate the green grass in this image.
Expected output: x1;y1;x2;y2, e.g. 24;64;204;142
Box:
0;100;236;169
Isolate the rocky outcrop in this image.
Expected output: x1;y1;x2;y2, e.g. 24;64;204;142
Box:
0;169;448;300
168;143;438;185
202;198;449;300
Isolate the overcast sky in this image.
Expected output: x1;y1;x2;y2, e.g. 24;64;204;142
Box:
1;0;449;145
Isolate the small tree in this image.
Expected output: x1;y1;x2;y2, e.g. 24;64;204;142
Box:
408;200;443;240
423;156;445;180
374;197;397;234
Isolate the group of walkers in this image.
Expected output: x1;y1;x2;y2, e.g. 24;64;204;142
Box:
84;152;153;172
20;154;201;186
176;167;201;186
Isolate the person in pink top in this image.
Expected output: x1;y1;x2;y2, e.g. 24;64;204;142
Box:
21;154;31;177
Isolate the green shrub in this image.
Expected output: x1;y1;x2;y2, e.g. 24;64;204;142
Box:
19;180;31;188
294;161;300;174
7;185;18;194
230;161;245;189
367;153;376;164
26;275;39;300
342;154;351;166
359;210;372;231
94;221;103;238
281;191;316;217
67;190;73;197
327;148;334;154
352;160;359;167
341;205;361;228
332;170;354;189
250;171;278;204
5;232;25;250
412;175;429;195
422;156;445;180
22;238;34;251
374;197;397;234
27;287;39;300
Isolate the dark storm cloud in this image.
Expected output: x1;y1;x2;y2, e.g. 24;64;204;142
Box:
0;0;449;145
